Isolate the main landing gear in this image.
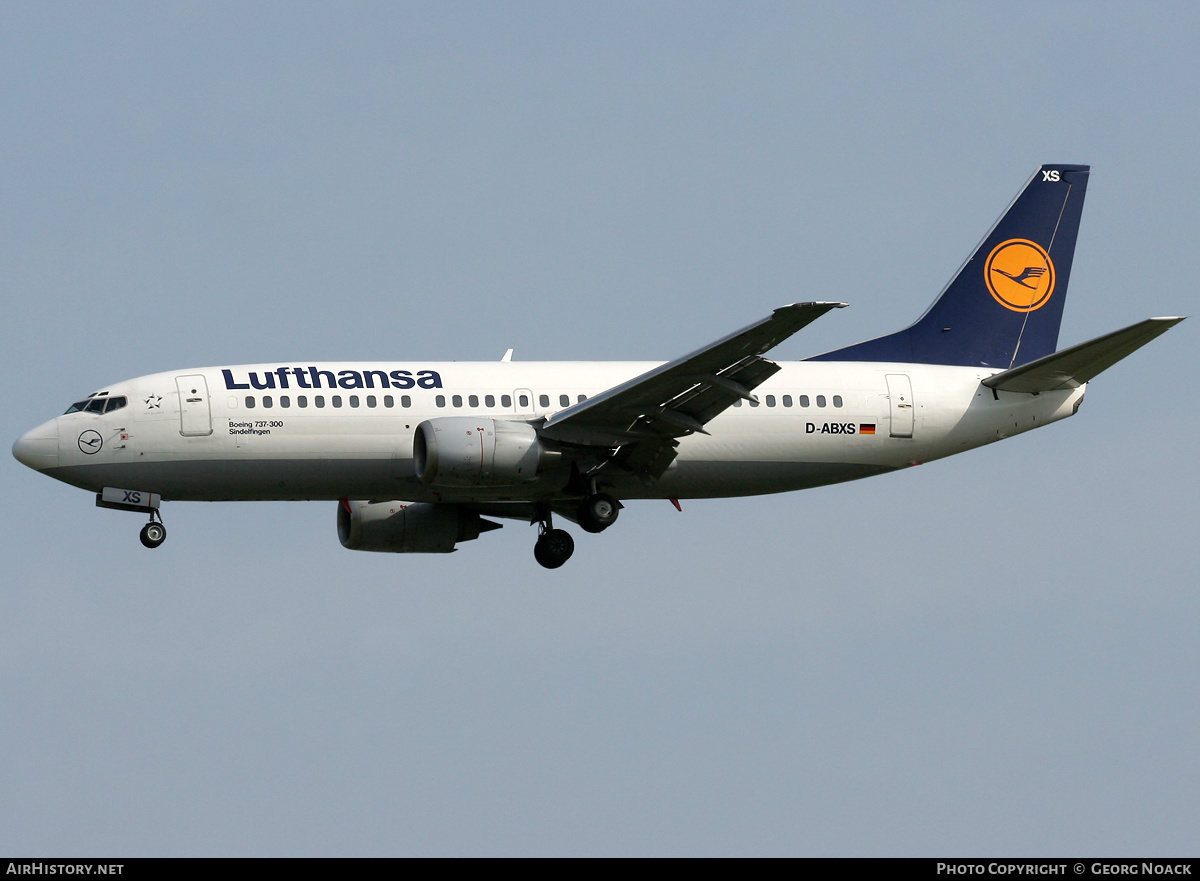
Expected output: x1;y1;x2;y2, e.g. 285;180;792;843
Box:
532;493;621;569
139;511;166;549
577;492;620;534
534;522;574;569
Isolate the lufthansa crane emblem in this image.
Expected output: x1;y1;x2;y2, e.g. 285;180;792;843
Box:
984;238;1056;313
78;430;103;455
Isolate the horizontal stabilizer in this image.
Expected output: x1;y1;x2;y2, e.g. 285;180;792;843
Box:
982;317;1185;393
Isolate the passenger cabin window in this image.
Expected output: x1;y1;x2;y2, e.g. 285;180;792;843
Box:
833;395;843;407
816;395;826;407
485;395;495;407
766;395;776;407
452;395;463;407
799;395;810;407
539;394;550;408
782;395;792;407
332;395;342;408
517;394;528;408
298;396;308;408
436;395;446;408
367;395;377;408
315;395;325;408
349;395;360;408
245;396;255;409
383;395;393;408
262;396;273;408
281;395;292;408
469;395;479;407
559;394;569;407
401;395;411;408
578;395;587;403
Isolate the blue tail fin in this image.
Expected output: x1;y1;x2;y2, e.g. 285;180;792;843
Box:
810;164;1090;368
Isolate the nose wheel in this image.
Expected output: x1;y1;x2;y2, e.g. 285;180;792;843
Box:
139;514;166;549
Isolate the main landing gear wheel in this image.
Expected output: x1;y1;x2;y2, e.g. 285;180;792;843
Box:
577;492;620;534
534;528;574;569
139;521;166;549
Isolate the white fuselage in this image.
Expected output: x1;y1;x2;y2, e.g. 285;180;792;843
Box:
19;360;1085;504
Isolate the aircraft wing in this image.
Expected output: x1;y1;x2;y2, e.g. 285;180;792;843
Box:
982;316;1185;393
540;302;846;479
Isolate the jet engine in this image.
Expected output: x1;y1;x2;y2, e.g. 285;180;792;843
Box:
413;417;558;486
337;499;500;553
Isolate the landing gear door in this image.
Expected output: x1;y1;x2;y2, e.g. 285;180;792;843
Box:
176;374;213;437
885;374;914;438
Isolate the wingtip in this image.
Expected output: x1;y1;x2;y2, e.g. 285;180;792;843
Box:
777;301;848;311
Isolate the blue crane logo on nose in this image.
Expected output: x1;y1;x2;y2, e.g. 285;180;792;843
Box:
78;430;103;455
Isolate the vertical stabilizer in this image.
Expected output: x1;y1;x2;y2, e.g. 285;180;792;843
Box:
810;165;1090;368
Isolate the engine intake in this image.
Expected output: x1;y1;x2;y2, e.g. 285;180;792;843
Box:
413;417;555;486
337;499;500;554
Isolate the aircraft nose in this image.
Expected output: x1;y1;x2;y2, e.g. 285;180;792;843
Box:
13;420;60;471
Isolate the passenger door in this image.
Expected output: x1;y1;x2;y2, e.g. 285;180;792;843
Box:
885;374;914;438
176;375;213;437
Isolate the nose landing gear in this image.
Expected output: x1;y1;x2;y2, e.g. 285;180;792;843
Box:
95;487;167;549
139;512;166;549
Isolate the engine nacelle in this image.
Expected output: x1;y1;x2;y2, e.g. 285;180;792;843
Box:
337;499;498;553
413;417;554;486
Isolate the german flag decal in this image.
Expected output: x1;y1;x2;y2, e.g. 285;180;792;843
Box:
859;424;876;435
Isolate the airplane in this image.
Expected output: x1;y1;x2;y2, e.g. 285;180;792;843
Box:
12;164;1184;569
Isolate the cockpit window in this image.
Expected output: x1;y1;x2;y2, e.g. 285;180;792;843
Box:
64;396;127;415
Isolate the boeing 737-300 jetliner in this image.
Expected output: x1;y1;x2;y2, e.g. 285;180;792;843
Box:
12;165;1184;568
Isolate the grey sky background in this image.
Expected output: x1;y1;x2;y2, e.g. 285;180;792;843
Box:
3;2;1197;856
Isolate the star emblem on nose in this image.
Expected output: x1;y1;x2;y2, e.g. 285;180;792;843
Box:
145;395;162;409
